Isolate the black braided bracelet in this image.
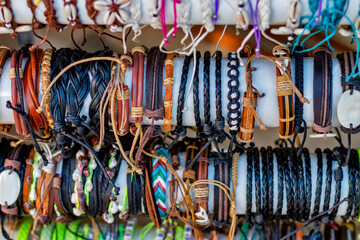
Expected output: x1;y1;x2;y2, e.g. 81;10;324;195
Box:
253;147;263;224
303;148;312;220
343;149;355;220
289;148;299;220
297;147;305;221
227;52;241;136
193;51;202;137
89;50;112;134
330;147;344;220
245;147;253;221
275;147;284;220
203;51;212;137
267;146;274;221
283;148;293;219
293;46;305;132
169;54;193;149
214;51;226;143
260;147;268;221
323;148;333;213
352;149;360;221
312;148;323;217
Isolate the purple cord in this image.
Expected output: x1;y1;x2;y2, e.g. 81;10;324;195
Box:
248;0;261;56
213;0;219;22
313;0;323;26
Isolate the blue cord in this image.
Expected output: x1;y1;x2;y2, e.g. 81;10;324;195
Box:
312;233;322;240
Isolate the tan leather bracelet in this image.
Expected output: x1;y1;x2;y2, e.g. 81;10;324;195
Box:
0;47;11;132
40;49;54;130
163;53;175;131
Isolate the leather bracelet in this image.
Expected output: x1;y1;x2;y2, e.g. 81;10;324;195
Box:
330;147;344;220
169;54;193;148
343;149;355;221
323;148;333;213
40;49;54;130
227;52;241;136
293;46;306;132
24;49;49;133
130;46;145;123
48;174;70;223
116;55;132;135
295;148;305;220
245;147;253;221
194;140;210;228
267;147;274;221
290;148;300;220
183;140;198;186
135;47;166;167
163;53;176;131
312;148;323;217
253;147;262;223
260;147;268;221
352;149;360;221
336;51;360;134
214;51;226;143
213;155;231;227
10;51;28;136
283;148;293;219
273;46;295;139
193;51;202;137
313;46;333;134
0;47;10;77
202;51;212;138
22;149;35;214
303;148;312;220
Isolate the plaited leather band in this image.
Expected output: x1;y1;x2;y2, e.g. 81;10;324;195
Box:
163;53;176;131
48;174;70;223
0;47;11;133
273;46;295;139
313;46;332;134
40;49;54;130
10;51;28;136
22;150;35;214
131;46;145;123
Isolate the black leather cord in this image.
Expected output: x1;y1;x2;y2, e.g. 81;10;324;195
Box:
303;148;312;221
214;51;226;143
203;51;212;137
193;52;202;138
50;48;73;152
245;147;253;221
267;146;274;221
343;149;355;221
253;147;262;224
312;148;323;217
293;47;305;130
89;50;112;134
283;148;293;219
330;147;344;220
289;148;299;220
297;148;305;221
169;54;193;150
352;148;360;220
227;52;241;136
260;147;268;221
274;147;284;220
323;148;333;213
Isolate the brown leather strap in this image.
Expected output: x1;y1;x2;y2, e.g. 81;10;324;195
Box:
313;46;332;134
273;46;295;139
10;51;28;136
1;205;17;215
0;47;10;77
24;49;49;132
4;159;21;172
22;149;35;214
131;46;145;123
36;172;46;215
48;175;69;222
164;53;175;131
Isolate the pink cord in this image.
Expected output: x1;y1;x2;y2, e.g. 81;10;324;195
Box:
160;0;169;45
172;0;181;38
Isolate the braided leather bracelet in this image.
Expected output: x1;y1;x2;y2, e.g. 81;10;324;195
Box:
283;148;293;219
260;147;268;220
312;148;323;217
227;52;241;137
274;147;284;220
303;148;312;221
352;149;360;221
163;53;176;131
267;146;274;221
323;148;333;213
245;147;253;221
253;147;262;222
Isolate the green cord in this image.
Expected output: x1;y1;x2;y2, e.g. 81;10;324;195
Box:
138;222;155;240
85;157;95;206
174;225;184;240
40;223;55;240
240;222;249;240
118;225;125;240
65;221;82;240
55;222;67;240
16;218;32;240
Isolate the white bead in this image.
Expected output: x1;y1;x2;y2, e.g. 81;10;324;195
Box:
29;189;37;201
109;159;117;169
118;203;125;212
107;215;114;224
90;160;97;169
15;25;32;32
34;167;42;178
85;181;93;192
30;208;36;216
72;168;80;181
73;208;82;216
71;193;77;204
110;203;118;214
76;150;84;160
